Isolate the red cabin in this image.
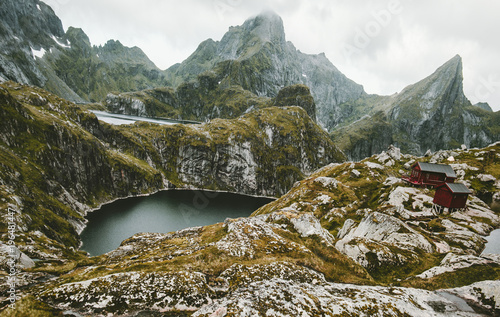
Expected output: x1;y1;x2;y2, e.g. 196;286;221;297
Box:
402;162;456;187
433;183;471;210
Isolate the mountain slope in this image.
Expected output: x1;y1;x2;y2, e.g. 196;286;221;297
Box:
0;81;344;253
332;55;500;160
165;11;365;129
0;0;63;86
104;66;318;124
0;0;168;103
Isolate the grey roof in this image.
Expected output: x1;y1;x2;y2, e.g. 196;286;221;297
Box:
417;162;457;178
444;183;472;194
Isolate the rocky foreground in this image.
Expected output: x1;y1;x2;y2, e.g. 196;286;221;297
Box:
2;141;499;316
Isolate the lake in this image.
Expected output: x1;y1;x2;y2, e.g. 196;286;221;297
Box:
80;190;273;256
91;111;200;126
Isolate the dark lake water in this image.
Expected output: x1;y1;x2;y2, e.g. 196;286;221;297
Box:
80;190;273;256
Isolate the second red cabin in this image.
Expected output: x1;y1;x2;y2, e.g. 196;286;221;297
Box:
403;162;456;187
433;182;471;210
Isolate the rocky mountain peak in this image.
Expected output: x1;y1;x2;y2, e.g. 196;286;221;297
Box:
241;10;286;45
474;102;493;112
218;10;286;61
395;54;469;112
333;55;498;160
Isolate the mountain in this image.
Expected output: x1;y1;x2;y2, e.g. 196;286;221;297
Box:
164;11;365;128
0;0;168;103
0;4;363;127
332;55;500;160
0;81;343;250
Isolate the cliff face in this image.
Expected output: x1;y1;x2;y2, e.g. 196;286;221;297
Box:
104;69;317;124
333;55;500;160
0;81;344;250
0;82;165;247
103;70;271;121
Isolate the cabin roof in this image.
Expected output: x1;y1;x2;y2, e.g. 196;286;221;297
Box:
416;162;457;178
439;182;472;194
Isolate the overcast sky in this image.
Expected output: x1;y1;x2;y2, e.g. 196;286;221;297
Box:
42;0;500;111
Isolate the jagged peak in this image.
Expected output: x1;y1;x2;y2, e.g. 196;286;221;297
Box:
433;54;463;77
396;54;467;106
65;27;91;46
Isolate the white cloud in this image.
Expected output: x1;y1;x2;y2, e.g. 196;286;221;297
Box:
42;0;500;110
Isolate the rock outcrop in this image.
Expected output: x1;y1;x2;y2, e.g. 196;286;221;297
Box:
255;143;500;285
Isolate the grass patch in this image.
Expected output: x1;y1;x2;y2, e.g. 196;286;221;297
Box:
403;263;500;290
0;295;62;317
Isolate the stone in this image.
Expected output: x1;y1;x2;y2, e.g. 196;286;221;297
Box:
0;244;35;270
350;169;361;178
387;144;401;160
477;174;496;182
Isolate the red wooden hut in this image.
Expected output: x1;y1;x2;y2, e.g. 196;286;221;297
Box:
433;183;471;212
402;162;456;187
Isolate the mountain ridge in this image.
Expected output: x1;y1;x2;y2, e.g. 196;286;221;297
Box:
0;0;168;103
164;10;366;128
332;54;500;160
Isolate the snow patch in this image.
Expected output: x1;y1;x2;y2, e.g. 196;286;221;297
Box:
31;47;46;59
51;35;71;48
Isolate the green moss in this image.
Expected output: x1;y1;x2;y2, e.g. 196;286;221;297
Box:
367;249;444;285
428;219;446;232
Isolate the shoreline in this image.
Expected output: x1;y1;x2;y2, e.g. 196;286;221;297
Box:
77;186;277;253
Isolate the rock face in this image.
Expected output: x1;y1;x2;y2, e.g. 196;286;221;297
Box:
0;82;165;247
103;71;269;122
333;55;500;160
474;102;493;112
104;77;317;124
0;0;63;87
165;11;365;128
41;261;500;316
